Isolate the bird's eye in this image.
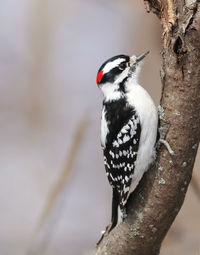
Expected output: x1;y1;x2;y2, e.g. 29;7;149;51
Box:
118;62;127;70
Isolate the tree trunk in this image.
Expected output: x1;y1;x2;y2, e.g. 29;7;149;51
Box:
95;1;200;254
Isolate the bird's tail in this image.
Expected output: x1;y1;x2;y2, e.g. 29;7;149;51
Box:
109;188;119;232
110;188;128;232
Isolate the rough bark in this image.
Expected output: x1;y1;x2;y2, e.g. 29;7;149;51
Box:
95;1;200;254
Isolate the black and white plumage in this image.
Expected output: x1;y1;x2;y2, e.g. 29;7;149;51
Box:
102;101;141;209
96;52;158;231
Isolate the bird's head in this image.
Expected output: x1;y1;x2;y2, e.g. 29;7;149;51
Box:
96;51;149;101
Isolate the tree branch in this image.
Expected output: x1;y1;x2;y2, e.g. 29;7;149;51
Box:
95;1;200;254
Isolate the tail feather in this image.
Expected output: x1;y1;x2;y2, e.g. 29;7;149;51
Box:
109;188;119;232
110;187;129;232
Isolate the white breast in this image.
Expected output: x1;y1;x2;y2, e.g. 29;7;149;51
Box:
126;81;158;181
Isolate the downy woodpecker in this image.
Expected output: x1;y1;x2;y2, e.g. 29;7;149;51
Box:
96;51;158;231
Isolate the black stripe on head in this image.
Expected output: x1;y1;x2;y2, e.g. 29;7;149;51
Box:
97;55;130;85
100;67;121;84
98;55;129;72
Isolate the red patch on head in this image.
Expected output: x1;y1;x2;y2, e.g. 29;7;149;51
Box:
96;71;103;84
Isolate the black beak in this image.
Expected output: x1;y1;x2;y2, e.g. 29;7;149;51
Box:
136;51;150;62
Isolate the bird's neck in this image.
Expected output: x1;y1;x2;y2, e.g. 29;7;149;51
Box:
101;83;124;102
101;72;140;103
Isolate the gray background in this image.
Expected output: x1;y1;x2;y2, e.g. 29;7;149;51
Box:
0;0;199;254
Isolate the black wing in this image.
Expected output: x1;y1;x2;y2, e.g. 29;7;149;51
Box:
104;113;141;209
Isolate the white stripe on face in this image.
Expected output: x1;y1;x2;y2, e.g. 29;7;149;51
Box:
102;58;125;74
114;67;129;84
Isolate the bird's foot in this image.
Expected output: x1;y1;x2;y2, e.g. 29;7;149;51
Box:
159;138;178;157
158;123;178;157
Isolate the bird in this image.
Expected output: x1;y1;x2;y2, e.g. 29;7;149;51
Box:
96;51;158;232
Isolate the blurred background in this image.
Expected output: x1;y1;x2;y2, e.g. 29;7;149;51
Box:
0;0;199;254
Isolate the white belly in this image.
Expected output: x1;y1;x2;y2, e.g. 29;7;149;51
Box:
126;83;158;182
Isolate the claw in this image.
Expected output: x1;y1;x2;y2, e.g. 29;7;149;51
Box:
159;138;178;157
158;119;178;157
